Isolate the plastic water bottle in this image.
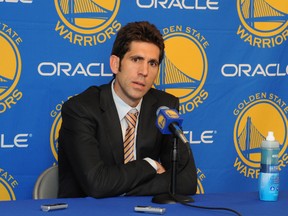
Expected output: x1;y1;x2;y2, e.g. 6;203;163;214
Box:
259;131;279;201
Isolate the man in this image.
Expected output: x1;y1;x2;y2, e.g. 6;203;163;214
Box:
58;21;197;198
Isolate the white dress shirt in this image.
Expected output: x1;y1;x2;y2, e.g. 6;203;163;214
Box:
111;80;157;170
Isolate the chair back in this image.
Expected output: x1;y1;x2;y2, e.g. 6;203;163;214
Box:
33;165;58;199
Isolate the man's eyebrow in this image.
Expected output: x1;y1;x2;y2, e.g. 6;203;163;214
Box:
149;58;159;64
129;55;159;64
130;55;144;59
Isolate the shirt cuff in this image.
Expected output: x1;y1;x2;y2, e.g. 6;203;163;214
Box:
143;157;157;171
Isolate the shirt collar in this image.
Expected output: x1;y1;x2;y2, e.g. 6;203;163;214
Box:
111;80;142;121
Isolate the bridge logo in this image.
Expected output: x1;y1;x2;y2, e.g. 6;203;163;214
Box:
0;25;23;114
0;168;18;201
196;168;206;194
50;96;74;161
155;25;209;114
233;92;288;178
54;0;122;46
50;112;62;162
236;0;288;48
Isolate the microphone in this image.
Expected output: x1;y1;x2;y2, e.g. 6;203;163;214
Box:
156;106;189;144
153;106;194;204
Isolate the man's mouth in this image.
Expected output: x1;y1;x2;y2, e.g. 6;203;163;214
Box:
133;81;145;87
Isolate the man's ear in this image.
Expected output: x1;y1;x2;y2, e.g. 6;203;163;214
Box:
110;55;120;75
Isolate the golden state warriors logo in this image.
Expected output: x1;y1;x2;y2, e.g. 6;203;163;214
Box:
157;114;166;130
50;97;74;161
50;112;62;161
155;25;209;114
0;168;18;200
196;168;206;194
165;109;179;119
0;24;23;113
237;0;288;48
54;0;122;46
233;92;288;178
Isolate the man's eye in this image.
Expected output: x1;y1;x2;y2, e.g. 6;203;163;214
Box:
150;61;159;67
131;57;141;62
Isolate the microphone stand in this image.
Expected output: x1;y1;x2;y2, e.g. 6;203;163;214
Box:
152;137;194;204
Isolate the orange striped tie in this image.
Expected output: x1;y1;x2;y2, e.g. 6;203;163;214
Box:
124;111;138;164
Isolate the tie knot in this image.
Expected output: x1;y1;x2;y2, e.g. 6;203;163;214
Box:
125;111;138;128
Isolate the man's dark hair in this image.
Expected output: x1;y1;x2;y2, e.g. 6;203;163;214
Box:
111;21;165;64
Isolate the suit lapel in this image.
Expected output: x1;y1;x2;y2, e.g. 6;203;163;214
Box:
136;90;158;156
99;84;124;164
99;86;159;163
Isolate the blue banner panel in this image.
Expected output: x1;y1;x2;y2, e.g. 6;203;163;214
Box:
0;0;287;200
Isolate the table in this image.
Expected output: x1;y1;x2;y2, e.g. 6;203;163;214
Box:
0;191;287;216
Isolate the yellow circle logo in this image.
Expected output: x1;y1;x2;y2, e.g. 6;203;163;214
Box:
237;0;287;36
196;168;206;194
0;178;15;200
196;179;205;194
50;112;62;161
234;96;287;170
165;109;179;118
54;0;120;34
236;0;288;47
0;31;21;101
154;32;207;104
157;114;166;130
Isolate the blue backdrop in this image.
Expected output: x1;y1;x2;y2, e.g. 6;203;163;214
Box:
0;0;287;200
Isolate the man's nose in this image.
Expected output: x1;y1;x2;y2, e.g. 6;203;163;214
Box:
138;63;149;77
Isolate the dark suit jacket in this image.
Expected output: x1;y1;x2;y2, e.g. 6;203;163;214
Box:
58;83;197;198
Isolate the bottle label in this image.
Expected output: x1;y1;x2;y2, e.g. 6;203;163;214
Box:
260;164;278;173
261;149;278;165
259;172;279;201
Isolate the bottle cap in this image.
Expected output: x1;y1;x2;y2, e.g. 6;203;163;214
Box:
266;131;275;141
